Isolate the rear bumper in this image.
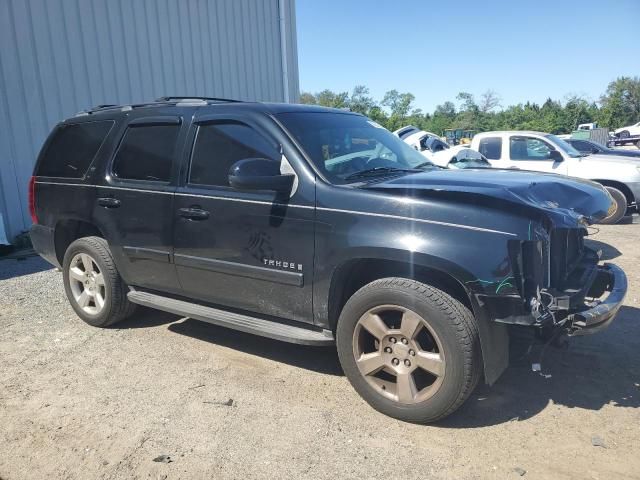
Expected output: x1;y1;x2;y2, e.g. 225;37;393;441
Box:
567;263;627;336
30;224;60;268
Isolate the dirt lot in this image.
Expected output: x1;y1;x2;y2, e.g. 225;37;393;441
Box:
1;221;639;480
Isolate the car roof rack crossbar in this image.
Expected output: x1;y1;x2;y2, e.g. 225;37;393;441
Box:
155;96;243;103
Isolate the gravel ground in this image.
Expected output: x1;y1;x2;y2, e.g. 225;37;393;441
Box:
1;221;639;480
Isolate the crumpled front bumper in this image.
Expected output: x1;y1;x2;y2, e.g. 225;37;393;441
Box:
566;263;627;336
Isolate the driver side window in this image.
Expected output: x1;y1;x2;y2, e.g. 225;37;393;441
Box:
510;137;553;161
189;121;280;187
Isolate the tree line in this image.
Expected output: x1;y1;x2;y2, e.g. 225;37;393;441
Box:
299;76;640;135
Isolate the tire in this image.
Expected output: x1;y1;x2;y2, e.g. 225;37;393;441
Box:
599;186;627;225
62;236;136;327
635;139;640;150
618;130;630;139
336;277;481;423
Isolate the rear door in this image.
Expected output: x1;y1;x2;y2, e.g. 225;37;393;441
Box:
505;135;568;174
172;113;315;323
93;114;187;294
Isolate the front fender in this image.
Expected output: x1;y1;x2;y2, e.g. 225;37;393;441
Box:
313;219;529;385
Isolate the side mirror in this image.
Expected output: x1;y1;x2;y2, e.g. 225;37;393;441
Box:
549;150;564;162
228;158;294;192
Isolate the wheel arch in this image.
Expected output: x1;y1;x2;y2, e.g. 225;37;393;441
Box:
54;219;106;266
327;256;509;385
591;180;634;206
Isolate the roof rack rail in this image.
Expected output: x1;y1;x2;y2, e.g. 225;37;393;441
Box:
155;96;243;103
76;96;245;117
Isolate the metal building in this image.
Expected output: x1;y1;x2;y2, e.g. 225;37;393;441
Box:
0;0;299;244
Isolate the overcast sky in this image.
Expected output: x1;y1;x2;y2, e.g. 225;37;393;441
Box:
296;0;640;112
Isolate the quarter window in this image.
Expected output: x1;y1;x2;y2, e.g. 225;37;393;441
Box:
112;124;180;182
189;122;280;187
510;137;553;161
571;140;596;153
478;137;502;160
36;121;114;178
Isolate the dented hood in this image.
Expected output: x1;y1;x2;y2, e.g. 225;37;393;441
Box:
366;168;612;226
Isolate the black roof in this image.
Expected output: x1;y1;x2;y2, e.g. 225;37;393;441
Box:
71;97;355;121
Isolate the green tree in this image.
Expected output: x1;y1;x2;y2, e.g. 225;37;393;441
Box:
381;90;416;131
299;91;317;104
298;76;639;135
349;85;376;115
315;89;349;108
598;76;640;129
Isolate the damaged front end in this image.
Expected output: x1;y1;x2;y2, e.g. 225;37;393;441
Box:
482;219;627;339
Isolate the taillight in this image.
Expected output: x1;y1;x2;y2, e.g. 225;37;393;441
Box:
28;176;38;224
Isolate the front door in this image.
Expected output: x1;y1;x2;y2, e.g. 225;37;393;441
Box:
506;136;568;175
93;115;185;294
172;114;315;323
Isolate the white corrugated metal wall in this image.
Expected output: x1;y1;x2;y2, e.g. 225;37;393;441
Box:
0;0;299;244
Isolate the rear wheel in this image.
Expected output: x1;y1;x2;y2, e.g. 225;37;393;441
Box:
599;186;627;225
62;236;135;327
336;277;481;423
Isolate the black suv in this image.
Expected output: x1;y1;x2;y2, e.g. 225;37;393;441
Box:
30;97;627;422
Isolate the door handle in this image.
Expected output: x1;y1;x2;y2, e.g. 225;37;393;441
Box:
509;166;520;170
178;206;210;220
97;197;121;208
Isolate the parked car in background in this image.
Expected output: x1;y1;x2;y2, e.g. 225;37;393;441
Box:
471;131;640;224
566;138;640;158
30;99;625;423
614;121;640;138
394;127;491;169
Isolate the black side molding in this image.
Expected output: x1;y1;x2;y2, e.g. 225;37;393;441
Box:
174;254;304;287
127;289;334;346
123;246;171;263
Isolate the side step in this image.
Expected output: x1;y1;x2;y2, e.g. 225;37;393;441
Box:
127;290;334;346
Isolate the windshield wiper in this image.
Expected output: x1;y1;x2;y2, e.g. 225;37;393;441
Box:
414;161;445;170
344;167;417;181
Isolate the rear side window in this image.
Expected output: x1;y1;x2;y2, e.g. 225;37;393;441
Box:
189;122;279;187
478;137;502;160
112;124;180;182
36;121;114;178
570;140;594;153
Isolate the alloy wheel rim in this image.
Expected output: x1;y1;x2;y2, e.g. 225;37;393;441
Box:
68;253;106;315
352;304;445;404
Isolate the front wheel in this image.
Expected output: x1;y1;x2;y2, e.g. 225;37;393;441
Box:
599;186;627;225
336;277;481;423
618;130;630;139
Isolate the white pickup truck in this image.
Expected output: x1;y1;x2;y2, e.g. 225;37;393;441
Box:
471;131;640;224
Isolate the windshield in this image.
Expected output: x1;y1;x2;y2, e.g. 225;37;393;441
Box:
276;112;436;183
545;134;582;158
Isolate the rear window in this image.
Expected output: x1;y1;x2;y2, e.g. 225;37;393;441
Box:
36;121;114;178
478;137;502;160
112;124;180;182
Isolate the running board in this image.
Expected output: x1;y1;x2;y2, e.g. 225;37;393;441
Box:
127;290;334;346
